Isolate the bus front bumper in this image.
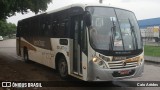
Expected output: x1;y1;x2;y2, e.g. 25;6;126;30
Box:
88;61;144;81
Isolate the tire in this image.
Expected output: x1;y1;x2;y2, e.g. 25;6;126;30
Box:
23;48;29;63
58;57;68;79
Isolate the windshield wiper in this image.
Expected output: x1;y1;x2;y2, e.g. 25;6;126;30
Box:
128;18;138;50
109;18;125;51
109;26;115;51
109;19;116;51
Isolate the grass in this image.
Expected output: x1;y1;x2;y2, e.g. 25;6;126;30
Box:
144;45;160;57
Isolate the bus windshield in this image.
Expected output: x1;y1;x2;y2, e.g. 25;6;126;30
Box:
87;7;142;51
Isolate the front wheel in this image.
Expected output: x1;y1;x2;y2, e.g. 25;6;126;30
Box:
58;57;68;79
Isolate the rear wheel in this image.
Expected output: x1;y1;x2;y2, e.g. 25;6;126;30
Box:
58;57;68;79
23;48;29;63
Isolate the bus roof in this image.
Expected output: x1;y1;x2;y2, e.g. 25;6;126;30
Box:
19;3;111;22
18;3;132;23
47;3;113;14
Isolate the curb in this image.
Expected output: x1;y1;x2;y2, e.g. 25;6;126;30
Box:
145;59;160;64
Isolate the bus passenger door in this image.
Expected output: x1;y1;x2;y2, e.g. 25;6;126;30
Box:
72;15;88;78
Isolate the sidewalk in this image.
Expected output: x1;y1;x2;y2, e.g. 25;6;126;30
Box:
145;56;160;63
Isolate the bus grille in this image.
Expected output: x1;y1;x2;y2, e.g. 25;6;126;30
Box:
108;61;138;69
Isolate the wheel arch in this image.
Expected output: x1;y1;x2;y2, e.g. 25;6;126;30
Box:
55;52;67;70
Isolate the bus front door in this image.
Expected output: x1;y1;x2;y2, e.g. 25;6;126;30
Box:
72;15;86;76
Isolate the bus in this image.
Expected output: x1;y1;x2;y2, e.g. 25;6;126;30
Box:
16;3;144;81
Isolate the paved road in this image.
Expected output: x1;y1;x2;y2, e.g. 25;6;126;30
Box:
0;39;159;90
0;39;16;47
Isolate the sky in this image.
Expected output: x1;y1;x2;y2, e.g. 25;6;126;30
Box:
7;0;160;25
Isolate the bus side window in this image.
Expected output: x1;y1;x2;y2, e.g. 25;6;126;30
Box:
52;21;58;36
17;25;21;37
42;23;45;36
44;21;52;37
48;25;51;30
24;24;28;36
59;22;65;37
65;20;69;37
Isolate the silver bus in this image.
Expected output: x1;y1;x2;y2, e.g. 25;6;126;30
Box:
16;3;144;81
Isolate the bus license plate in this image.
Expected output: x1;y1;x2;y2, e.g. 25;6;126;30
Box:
118;70;131;75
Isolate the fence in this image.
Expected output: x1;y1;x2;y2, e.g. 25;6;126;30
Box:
143;38;160;63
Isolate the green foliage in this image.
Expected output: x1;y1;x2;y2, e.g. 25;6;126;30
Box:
144;45;160;57
0;0;52;19
0;20;16;36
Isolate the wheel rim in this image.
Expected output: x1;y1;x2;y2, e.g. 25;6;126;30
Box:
59;61;67;77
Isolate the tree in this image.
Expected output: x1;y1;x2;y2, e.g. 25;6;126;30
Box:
0;20;16;36
0;0;52;19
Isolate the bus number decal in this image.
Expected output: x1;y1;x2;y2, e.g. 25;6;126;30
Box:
57;46;67;51
34;40;45;47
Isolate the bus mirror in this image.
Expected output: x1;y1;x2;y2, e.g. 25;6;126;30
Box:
84;11;91;27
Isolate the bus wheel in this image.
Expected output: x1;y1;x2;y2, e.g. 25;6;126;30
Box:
23;48;29;63
58;57;68;79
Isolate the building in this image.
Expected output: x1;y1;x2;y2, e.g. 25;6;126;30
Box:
138;17;160;42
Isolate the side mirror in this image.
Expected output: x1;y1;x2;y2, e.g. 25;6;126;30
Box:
84;11;91;27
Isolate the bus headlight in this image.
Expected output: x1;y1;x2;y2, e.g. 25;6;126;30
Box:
93;57;98;62
92;57;108;69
